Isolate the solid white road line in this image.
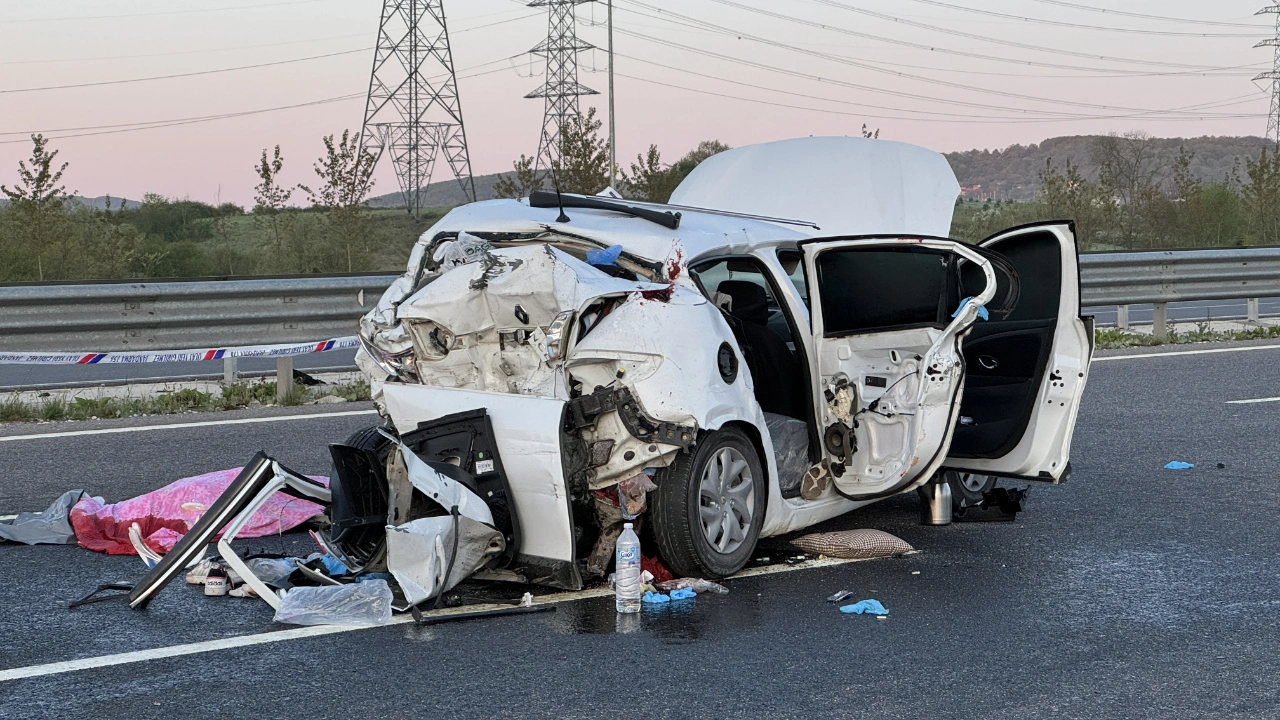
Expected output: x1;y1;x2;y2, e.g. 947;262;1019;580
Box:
0;556;863;682
0;409;379;443
1225;396;1280;405
1093;343;1280;363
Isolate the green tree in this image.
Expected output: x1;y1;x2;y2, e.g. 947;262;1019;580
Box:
1039;158;1111;248
622;145;679;203
492;154;542;199
1;134;73;280
1241;145;1280;246
1091;131;1166;248
550;107;610;194
252;145;296;271
299;130;378;272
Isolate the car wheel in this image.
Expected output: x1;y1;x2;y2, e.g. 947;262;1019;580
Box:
344;423;395;458
946;470;996;507
651;426;766;579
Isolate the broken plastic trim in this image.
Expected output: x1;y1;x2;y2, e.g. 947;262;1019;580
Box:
126;454;331;610
568;386;698;452
529;190;682;230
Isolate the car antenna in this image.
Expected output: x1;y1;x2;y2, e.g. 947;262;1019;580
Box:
550;168;570;223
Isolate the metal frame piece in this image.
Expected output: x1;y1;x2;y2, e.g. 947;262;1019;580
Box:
361;0;476;217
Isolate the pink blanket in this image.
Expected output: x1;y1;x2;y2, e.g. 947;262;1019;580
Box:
70;468;328;555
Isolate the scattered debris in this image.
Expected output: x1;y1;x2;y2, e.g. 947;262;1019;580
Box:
0;490;86;545
839;599;888;616
642;591;670;604
1165;461;1194;470
826;590;857;604
790;529;915;560
658;578;729;595
669;587;696;601
273;579;394;627
954;487;1027;522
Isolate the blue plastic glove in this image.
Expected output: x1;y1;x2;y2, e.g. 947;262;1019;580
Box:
839;599;888;615
586;245;624;267
642;591;671;604
669;587;696;601
952;297;989;321
1164;461;1194;470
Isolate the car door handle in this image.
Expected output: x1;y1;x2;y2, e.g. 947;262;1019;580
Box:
977;355;998;370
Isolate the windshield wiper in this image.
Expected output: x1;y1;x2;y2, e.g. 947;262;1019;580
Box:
529;190;681;230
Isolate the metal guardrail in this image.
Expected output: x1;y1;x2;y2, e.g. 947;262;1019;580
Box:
2;247;1279;354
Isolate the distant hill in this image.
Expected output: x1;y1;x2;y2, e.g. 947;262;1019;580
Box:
0;195;142;210
946;135;1273;201
366;171;509;209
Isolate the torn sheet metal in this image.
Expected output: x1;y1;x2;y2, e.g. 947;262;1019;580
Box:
387;515;505;606
382;383;581;589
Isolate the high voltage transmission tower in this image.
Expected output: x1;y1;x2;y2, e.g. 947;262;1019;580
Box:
525;0;598;175
1259;2;1280;145
360;0;475;217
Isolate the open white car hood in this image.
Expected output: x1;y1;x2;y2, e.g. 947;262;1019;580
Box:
668;136;960;238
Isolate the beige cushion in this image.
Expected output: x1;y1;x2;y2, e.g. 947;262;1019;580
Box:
790;529;915;559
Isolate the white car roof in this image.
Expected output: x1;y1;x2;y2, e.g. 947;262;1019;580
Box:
418;196;812;264
670;136;960;239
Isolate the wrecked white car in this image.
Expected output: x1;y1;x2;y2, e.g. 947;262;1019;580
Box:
339;136;1093;592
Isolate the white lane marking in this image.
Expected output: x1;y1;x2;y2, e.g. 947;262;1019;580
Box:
0;556;864;682
0;514;15;521
1226;396;1280;405
0;410;379;443
1093;343;1280;363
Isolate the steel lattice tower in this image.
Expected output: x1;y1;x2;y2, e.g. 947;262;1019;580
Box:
525;0;598;175
360;0;475;217
1258;3;1280;146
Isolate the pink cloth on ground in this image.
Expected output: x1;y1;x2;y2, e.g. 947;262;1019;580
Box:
70;467;328;555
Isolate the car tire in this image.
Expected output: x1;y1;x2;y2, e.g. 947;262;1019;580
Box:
343;423;396;461
651;426;766;579
946;470;997;507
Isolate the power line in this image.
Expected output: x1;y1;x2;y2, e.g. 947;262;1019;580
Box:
618;2;1259;119
615;5;1265;80
0;62;518;143
0;0;338;24
0;48;369;95
0;33;369;66
1025;1;1268;29
903;0;1269;37
617;2;1251;79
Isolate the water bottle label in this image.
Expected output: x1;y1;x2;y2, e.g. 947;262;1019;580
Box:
617;546;638;563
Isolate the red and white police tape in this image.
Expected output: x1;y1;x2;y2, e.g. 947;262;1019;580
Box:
0;337;358;364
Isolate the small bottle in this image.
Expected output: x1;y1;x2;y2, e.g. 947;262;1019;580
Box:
614;523;642;614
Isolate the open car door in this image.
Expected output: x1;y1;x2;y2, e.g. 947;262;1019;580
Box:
800;237;997;501
944;222;1092;483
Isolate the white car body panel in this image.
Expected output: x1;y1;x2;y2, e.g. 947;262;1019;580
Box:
670;136;961;239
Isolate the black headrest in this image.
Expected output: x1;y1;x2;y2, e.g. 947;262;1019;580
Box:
717;280;770;325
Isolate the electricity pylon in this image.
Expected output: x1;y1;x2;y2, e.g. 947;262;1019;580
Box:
525;0;598;175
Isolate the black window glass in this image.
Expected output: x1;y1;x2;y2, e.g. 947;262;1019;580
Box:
816;246;952;335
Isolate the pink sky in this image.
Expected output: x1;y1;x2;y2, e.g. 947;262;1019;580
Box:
1;0;1275;207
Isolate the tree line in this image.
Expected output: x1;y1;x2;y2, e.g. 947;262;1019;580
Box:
951;131;1280;250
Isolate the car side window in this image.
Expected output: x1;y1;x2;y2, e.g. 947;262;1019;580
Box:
775;250;809;307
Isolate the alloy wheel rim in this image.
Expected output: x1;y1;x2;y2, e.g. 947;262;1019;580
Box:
698;447;754;554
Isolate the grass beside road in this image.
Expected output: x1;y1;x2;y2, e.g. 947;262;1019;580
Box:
0;379;370;423
1095;323;1280;349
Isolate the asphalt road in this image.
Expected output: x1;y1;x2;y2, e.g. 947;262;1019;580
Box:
3;342;1280;718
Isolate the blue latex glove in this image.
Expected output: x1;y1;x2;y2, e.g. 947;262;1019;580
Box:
1164;461;1194;470
642;591;671;604
839;599;888;615
669;587;696;601
952;297;989;321
586;245;623;267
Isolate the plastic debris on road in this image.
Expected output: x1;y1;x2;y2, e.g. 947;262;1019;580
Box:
1164;461;1194;470
642;591;671;604
658;578;729;595
791;529;915;560
669;587;696;601
273;579;394;626
826;589;858;603
0;490;87;545
69;468;328;556
839;599;888;616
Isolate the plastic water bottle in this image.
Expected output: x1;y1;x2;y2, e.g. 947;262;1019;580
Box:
615;523;642;613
